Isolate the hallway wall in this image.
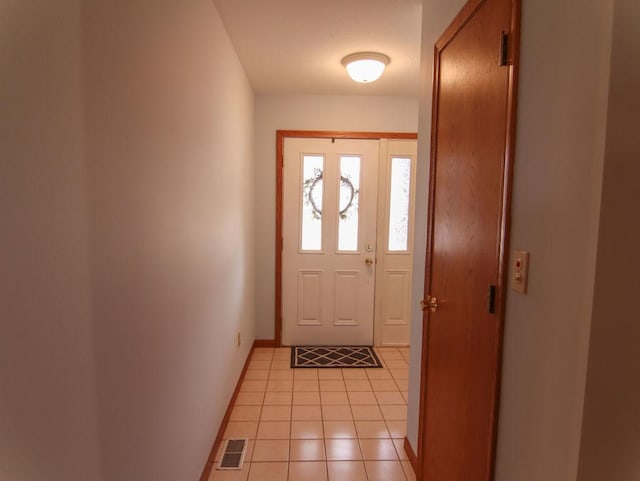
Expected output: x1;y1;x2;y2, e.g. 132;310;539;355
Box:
495;1;612;479
83;1;256;480
0;1;101;480
254;94;418;340
577;0;640;479
409;1;614;481
2;1;256;480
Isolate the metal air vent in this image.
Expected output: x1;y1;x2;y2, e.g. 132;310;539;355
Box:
217;438;247;470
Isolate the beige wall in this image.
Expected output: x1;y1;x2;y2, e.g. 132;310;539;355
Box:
84;1;255;480
577;0;640;479
1;1;255;480
254;94;418;340
0;1;101;480
409;3;614;481
495;0;612;479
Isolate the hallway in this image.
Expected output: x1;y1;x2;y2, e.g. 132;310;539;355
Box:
210;347;415;481
4;1;636;480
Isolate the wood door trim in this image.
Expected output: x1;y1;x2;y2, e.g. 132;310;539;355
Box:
416;0;521;479
404;436;418;473
491;0;521;476
275;130;417;346
435;0;486;51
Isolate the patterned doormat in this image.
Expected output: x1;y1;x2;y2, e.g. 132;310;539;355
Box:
291;346;383;368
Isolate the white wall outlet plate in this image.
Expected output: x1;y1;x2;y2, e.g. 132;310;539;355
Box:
511;250;530;294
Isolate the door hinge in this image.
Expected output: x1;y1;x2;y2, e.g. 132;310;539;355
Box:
488;285;497;314
499;31;509;67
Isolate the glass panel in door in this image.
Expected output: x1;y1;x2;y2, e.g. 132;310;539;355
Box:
338;156;361;252
301;155;324;251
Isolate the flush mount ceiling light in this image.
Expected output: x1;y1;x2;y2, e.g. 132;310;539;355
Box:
341;52;391;83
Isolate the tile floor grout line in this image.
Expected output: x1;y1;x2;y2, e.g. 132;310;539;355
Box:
287;365;293;476
319;372;329;481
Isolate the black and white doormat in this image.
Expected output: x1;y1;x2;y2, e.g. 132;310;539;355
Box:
291;346;383;368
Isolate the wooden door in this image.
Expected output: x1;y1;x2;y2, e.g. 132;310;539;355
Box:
418;0;519;480
282;137;379;345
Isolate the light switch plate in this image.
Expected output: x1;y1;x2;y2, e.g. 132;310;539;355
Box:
511;250;529;294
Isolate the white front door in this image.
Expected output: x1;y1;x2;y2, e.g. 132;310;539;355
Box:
282;138;379;345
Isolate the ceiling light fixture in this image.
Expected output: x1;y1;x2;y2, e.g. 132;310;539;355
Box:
341;52;390;83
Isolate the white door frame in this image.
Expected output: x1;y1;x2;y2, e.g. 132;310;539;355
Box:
274;130;418;347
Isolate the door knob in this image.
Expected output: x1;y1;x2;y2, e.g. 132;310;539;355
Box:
420;296;438;312
365;258;374;266
427;296;438;312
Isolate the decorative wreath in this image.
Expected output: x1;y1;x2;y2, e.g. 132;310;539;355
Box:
304;170;358;220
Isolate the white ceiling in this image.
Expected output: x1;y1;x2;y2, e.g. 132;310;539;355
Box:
213;0;423;97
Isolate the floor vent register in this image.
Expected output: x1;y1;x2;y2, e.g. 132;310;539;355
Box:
217;438;247;470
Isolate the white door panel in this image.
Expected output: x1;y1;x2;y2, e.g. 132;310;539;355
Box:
334;270;359;325
298;270;323;325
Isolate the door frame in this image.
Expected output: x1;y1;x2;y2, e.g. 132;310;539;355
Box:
274;130;417;346
416;0;520;479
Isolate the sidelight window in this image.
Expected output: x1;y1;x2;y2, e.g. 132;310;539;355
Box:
388;157;411;251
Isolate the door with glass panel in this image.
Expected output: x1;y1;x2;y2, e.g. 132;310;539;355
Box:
373;139;418;346
282;138;379;345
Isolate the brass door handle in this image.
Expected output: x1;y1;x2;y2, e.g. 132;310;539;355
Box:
365;258;374;266
420;296;438;312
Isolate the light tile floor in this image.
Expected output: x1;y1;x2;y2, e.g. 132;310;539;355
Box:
210;347;415;481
